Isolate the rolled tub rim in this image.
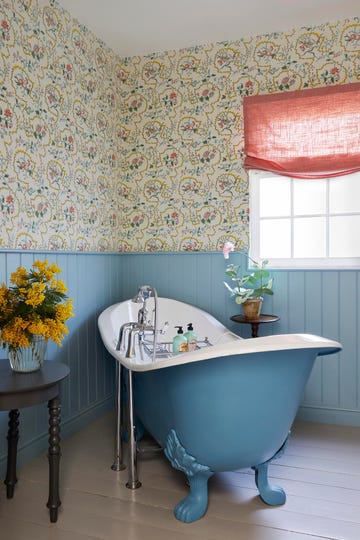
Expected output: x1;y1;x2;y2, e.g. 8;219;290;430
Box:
99;328;342;372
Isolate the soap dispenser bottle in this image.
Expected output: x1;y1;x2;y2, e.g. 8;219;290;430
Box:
172;326;188;355
184;323;197;351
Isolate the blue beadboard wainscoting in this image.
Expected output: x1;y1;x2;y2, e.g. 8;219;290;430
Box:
0;251;120;477
0;250;359;475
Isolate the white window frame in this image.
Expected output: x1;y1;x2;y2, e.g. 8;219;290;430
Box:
249;169;360;269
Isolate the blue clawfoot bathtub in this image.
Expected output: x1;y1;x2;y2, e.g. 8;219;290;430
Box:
98;296;342;523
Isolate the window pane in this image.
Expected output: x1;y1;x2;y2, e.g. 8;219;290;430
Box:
260;219;291;258
293;179;326;215
329;172;360;214
329;215;360;257
259;177;290;217
293;217;326;257
250;169;360;268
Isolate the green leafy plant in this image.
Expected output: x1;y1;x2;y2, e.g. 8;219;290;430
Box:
223;257;274;305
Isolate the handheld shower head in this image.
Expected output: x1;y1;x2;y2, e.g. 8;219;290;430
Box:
132;289;144;303
131;285;155;303
130;285;159;362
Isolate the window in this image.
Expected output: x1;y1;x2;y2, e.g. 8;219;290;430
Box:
250;169;360;269
243;83;360;268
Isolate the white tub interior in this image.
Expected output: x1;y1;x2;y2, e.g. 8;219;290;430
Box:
98;296;342;372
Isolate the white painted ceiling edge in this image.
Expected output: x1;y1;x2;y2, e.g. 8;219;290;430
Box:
56;0;360;58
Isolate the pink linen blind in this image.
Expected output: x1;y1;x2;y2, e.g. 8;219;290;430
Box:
243;82;360;179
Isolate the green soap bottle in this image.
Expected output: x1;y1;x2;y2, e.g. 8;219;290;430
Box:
184;323;198;351
172;326;188;355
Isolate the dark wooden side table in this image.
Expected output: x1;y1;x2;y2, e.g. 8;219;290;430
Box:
230;314;280;338
0;360;70;523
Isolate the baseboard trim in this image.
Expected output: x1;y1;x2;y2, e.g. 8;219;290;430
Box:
297;405;360;427
0;396;115;477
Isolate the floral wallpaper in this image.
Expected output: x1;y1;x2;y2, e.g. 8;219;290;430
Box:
1;0;122;251
1;1;359;252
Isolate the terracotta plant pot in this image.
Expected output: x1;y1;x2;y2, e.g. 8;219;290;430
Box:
241;297;263;320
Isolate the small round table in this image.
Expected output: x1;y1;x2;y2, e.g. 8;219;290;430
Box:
0;360;70;522
230;314;280;338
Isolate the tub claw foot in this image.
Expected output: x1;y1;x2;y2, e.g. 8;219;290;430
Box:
164;429;214;523
253;433;290;506
254;461;286;505
175;470;213;523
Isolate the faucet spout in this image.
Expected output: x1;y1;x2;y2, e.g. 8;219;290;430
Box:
116;322;137;351
126;327;141;358
116;286;159;361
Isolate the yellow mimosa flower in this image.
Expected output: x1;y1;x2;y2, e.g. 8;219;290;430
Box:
25;282;46;307
33;260;49;273
50;278;68;294
0;259;74;351
10;267;28;286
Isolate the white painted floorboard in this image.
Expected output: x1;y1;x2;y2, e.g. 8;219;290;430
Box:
1;414;359;539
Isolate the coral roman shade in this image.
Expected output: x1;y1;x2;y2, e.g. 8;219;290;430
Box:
243;82;360;179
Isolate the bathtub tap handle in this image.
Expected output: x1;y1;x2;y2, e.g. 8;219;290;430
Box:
138;306;148;324
159;321;169;335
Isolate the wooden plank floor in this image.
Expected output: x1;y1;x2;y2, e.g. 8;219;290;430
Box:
1;413;359;539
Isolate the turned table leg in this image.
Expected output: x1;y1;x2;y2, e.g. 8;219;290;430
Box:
47;395;62;523
251;322;260;338
4;409;20;498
